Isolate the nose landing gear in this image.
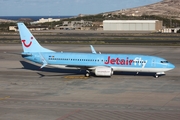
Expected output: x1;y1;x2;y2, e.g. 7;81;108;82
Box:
155;74;159;78
154;72;165;78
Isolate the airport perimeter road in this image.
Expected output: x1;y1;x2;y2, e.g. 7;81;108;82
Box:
0;44;180;120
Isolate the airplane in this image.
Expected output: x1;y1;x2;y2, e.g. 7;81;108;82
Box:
17;23;175;78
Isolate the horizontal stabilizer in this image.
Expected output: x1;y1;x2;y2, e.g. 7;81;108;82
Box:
39;53;48;69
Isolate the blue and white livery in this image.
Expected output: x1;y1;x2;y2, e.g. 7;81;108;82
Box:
17;23;175;78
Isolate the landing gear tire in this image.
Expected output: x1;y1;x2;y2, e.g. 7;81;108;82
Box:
85;70;90;77
85;73;90;77
155;74;159;78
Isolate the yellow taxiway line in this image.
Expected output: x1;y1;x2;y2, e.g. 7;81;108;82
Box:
64;75;89;79
0;96;10;100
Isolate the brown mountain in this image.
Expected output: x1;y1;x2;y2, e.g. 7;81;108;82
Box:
103;0;180;20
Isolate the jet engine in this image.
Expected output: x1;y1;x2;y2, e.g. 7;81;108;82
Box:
94;67;113;77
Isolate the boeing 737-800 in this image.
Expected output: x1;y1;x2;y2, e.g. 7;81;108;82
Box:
17;23;175;78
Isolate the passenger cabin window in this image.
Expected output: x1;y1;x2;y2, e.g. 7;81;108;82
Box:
48;57;101;63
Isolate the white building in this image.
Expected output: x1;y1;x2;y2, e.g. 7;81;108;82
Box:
31;18;60;24
162;28;180;33
9;26;17;31
103;20;163;32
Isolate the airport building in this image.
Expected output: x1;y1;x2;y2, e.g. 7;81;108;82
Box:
59;20;93;30
31;18;61;24
103;20;163;32
162;28;180;33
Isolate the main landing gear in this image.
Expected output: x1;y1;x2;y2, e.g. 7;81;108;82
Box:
85;70;90;77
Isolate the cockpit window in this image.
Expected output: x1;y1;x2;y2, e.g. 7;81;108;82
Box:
161;61;168;63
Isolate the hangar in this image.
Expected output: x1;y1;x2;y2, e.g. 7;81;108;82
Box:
103;20;163;32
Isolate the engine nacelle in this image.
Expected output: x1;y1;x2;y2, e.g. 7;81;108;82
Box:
95;67;113;76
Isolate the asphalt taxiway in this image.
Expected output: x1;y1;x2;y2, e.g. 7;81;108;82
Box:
0;44;180;120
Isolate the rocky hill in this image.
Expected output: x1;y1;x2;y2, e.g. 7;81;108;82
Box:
103;0;180;20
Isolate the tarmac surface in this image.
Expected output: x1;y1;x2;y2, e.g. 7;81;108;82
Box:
0;44;180;120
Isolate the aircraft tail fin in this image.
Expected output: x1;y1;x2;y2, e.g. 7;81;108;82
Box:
17;23;54;52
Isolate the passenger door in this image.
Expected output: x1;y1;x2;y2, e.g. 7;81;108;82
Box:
151;58;156;68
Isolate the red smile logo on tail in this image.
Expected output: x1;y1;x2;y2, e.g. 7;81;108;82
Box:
21;37;33;48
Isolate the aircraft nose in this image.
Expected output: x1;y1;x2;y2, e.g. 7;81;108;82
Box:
169;63;175;69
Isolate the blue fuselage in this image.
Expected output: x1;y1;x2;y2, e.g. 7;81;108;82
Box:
22;52;175;73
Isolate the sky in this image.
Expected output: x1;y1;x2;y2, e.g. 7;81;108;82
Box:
0;0;161;16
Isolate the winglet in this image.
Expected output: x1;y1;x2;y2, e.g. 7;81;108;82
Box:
90;45;97;54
